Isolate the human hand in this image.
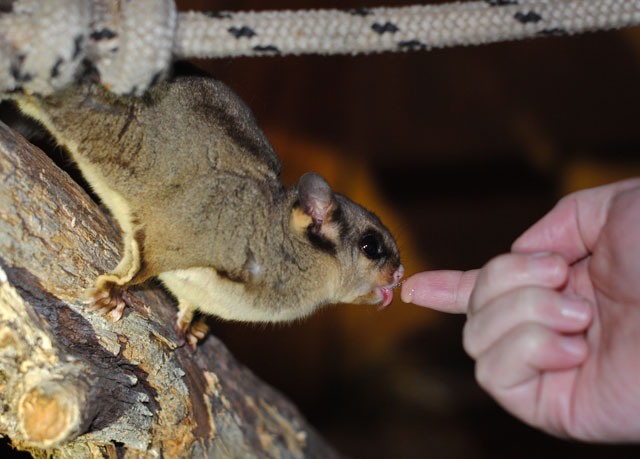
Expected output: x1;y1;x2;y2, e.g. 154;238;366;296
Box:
402;178;640;441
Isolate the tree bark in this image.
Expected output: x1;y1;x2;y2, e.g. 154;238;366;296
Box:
0;120;338;458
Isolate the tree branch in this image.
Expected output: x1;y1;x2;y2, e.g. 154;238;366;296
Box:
0;120;338;458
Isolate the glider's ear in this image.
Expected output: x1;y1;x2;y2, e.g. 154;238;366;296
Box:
298;172;336;225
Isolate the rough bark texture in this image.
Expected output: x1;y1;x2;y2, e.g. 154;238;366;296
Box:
0;120;339;458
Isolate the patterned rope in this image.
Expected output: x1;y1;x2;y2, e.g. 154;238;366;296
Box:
1;0;639;96
177;1;640;58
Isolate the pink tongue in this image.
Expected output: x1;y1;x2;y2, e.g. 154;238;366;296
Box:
377;287;393;311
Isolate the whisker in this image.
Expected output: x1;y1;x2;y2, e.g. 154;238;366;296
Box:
391;279;405;289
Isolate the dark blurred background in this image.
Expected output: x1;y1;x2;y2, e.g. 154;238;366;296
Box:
182;1;640;458
5;0;640;457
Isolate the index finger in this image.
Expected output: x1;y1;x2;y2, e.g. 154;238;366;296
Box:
401;269;479;313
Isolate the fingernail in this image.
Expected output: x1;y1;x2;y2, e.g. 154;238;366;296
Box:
529;253;563;282
561;298;591;322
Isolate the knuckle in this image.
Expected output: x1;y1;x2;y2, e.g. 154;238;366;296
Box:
517;324;547;357
516;287;543;318
467;295;481;316
513;286;558;323
474;359;492;390
483;253;511;281
473;253;533;305
462;321;477;357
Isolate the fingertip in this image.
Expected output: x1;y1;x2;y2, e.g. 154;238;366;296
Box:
400;279;414;303
536;331;589;371
560;296;593;327
400;272;429;304
559;335;589;361
400;270;476;313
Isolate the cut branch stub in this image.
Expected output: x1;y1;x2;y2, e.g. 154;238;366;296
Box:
0;120;337;457
18;378;93;449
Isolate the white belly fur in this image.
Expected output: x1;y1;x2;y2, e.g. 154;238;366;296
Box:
158;268;301;323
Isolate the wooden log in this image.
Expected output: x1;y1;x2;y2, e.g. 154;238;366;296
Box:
0;120;338;458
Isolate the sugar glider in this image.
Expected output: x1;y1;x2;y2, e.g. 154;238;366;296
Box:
9;72;404;347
